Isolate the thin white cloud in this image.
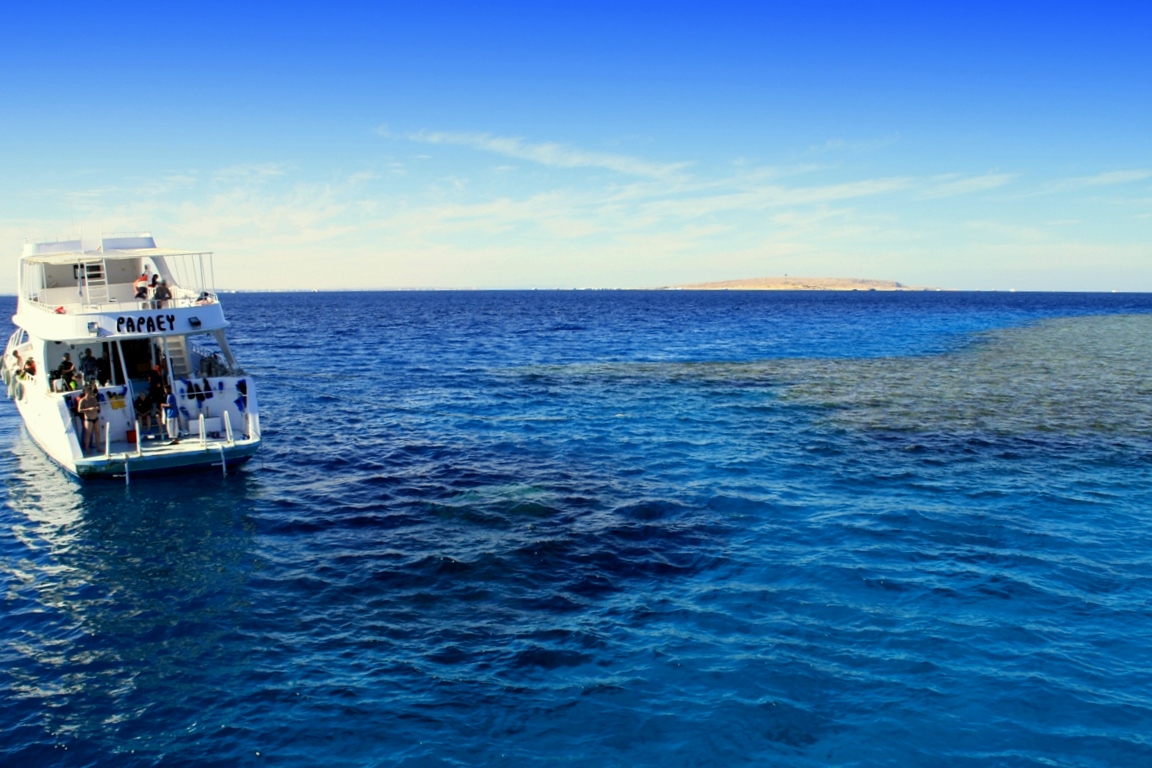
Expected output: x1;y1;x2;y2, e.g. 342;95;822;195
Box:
966;219;1051;241
385;127;690;180
639;177;912;220
1033;169;1152;195
212;163;286;182
809;135;899;154
920;172;1016;199
347;171;379;184
17;125;1148;292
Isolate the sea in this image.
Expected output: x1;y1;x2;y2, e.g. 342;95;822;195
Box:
2;290;1152;767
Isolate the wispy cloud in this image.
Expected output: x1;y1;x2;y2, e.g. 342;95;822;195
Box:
809;135;899;154
1033;169;1152;195
382;127;690;180
17;126;1148;292
638;177;912;220
966;219;1051;241
212;163;287;183
920;172;1016;199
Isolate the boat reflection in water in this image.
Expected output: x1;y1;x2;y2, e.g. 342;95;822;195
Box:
2;434;261;761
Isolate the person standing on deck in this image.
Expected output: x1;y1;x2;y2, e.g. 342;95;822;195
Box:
79;348;98;383
77;384;101;453
95;355;111;386
153;279;172;309
147;365;165;417
164;383;180;444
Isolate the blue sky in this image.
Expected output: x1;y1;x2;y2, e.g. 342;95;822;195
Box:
1;1;1149;291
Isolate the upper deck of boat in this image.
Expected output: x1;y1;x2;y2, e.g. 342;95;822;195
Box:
15;232;226;338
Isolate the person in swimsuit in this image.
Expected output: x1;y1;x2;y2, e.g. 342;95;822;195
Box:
77;384;101;452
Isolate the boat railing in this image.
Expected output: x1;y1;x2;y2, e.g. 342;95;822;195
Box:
23;286;219;315
188;341;232;377
55;375;253;447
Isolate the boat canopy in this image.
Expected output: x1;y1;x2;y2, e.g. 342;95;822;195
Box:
22;246;211;265
22;233;210;265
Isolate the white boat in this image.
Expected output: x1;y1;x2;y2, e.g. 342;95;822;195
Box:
2;232;261;479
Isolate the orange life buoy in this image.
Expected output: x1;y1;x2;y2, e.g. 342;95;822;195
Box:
54;306;66;314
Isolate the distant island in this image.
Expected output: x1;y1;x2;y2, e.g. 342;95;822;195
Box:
665;276;939;291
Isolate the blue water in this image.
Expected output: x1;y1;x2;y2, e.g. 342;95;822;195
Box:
3;290;1152;767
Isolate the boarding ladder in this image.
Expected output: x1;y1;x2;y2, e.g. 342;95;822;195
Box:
81;260;109;305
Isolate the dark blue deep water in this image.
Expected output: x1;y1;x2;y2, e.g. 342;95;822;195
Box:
4;290;1152;766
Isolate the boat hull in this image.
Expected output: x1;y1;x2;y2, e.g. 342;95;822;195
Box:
74;441;260;479
17;415;261;479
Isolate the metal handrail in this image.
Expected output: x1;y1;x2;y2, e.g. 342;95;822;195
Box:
23;291;219;315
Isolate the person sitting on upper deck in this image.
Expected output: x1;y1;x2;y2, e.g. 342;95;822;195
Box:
133;272;149;300
152;278;172;308
21;357;36;378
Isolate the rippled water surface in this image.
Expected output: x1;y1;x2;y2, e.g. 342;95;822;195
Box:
3;291;1152;766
